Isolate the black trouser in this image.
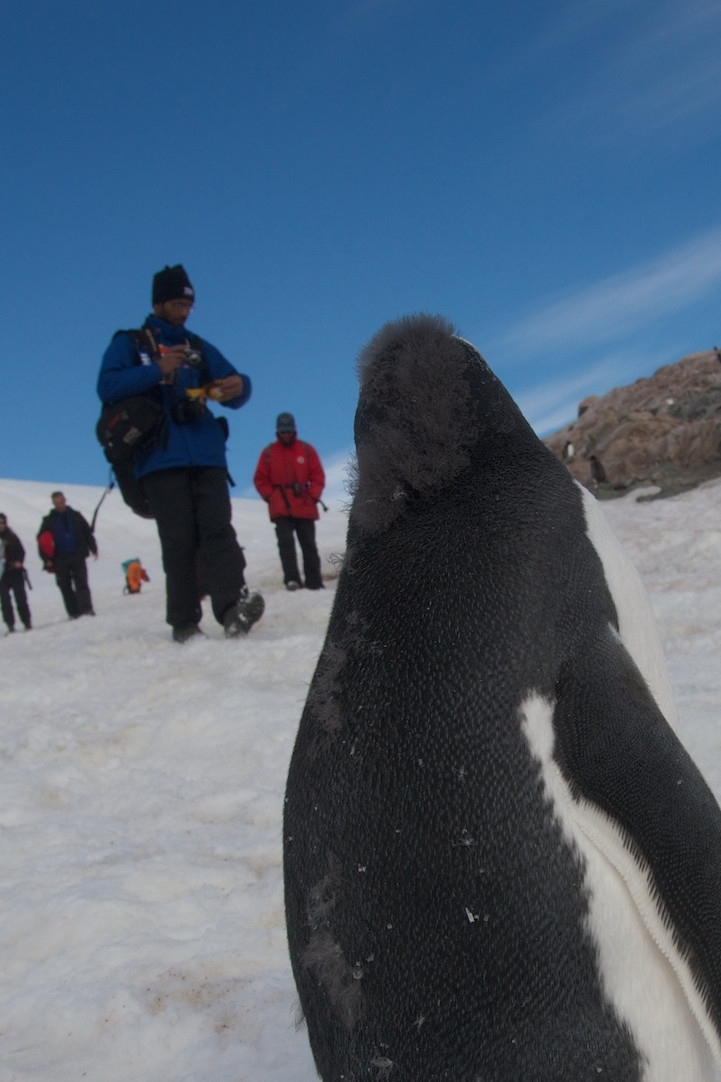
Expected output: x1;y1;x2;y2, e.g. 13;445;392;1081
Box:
143;466;246;629
274;517;322;589
0;569;31;629
54;552;93;618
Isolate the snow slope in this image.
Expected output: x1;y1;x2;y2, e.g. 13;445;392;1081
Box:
1;475;720;1081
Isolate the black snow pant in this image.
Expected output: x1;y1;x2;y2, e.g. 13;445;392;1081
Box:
0;568;31;629
54;552;93;618
143;466;246;630
274;516;323;589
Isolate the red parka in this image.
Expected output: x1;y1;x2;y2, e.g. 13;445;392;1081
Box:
253;437;325;521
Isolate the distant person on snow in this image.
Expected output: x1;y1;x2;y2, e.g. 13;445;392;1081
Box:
97;263;264;643
253;412;326;591
37;492;97;619
122;558;150;595
0;513;32;632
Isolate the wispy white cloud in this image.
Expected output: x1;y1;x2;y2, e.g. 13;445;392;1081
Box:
602;0;721;137
524;0;721;146
496;227;721;354
498;0;627;78
515;347;661;435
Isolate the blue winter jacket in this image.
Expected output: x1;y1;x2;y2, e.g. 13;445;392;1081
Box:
97;315;251;478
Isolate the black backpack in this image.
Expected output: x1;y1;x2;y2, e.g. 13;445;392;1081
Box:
95;398;162;519
95;328;169;518
96;394;166;463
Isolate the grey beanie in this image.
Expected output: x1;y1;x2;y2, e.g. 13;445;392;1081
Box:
276;412;296;433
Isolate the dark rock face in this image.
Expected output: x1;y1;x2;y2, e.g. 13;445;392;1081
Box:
544;350;721;498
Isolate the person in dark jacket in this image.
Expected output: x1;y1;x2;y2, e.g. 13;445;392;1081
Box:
253;412;326;590
37;492;97;619
97;264;264;643
0;513;32;632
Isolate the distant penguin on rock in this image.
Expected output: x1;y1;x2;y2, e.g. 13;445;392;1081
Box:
283;313;721;1082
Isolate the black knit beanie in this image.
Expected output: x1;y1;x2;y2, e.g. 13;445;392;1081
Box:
152;264;195;305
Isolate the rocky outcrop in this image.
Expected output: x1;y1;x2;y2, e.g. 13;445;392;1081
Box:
544;349;721;498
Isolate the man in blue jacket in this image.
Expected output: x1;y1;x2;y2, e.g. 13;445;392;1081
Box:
37;492;97;619
97;264;264;643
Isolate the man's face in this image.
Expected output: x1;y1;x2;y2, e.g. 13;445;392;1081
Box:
278;431;296;445
52;494;67;512
154;298;194;327
0;519;6;533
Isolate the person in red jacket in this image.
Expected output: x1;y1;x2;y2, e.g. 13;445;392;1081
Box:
253;413;326;590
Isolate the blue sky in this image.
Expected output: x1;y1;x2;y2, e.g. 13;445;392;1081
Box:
2;0;720;500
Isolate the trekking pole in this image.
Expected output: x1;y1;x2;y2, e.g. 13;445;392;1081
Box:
90;469;116;533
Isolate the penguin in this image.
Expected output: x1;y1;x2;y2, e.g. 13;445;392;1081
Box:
283;313;721;1082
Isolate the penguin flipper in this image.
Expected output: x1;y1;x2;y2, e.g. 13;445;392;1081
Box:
550;626;721;1061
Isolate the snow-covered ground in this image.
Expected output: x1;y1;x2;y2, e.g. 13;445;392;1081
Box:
1;474;720;1081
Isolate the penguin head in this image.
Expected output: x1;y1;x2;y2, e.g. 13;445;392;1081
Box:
350;313;532;534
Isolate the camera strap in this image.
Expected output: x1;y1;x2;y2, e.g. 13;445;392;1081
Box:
114;323;211;387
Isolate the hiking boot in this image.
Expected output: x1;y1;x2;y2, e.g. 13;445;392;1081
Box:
172;624;203;644
285;580;301;591
223;588;265;638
